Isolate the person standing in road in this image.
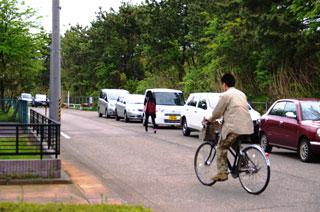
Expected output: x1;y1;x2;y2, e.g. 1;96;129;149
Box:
206;73;253;181
144;90;157;133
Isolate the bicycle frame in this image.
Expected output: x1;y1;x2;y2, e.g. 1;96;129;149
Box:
226;141;242;178
214;132;252;179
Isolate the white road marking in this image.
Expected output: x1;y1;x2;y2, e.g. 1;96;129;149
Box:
61;131;71;139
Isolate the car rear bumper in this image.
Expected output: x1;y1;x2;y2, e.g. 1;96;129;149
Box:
127;111;143;120
154;114;181;126
107;107;116;116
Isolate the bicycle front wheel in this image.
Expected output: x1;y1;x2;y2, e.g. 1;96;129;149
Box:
238;145;270;195
194;142;218;186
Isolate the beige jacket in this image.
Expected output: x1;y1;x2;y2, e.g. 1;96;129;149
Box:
209;87;253;140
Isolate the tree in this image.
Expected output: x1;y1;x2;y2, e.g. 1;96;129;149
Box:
0;0;48;104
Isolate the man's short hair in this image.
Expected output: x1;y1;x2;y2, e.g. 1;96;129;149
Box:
221;73;236;87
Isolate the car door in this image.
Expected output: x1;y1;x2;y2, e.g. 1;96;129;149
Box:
118;97;125;117
280;101;299;149
184;95;198;129
195;97;208;131
265;101;286;146
99;91;108;114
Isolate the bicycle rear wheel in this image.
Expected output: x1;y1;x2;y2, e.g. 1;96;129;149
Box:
194;142;218;186
238;145;270;194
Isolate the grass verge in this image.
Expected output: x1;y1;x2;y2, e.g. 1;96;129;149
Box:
0;203;151;212
0;138;43;160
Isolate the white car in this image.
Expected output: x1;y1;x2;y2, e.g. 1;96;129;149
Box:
20;93;33;105
32;94;48;107
181;93;221;136
143;88;185;127
98;89;129;118
181;92;261;141
115;94;144;122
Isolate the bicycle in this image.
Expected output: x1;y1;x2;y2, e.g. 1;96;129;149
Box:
194;125;271;195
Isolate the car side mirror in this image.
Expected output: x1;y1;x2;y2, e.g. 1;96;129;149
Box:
285;112;296;119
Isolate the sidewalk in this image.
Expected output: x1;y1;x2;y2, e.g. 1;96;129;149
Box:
0;159;123;205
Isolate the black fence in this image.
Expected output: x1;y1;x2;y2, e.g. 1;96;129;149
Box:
0;109;60;159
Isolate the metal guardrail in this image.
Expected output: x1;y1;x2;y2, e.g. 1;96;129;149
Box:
0;109;60;159
64;96;97;105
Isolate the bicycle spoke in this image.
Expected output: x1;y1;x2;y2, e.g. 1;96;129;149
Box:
194;142;217;186
238;146;270;194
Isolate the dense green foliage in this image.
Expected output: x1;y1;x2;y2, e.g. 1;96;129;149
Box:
0;0;50;101
0;203;151;211
61;0;320;102
1;0;320;104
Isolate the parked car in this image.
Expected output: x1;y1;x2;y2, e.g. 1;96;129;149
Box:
98;89;129;118
143;88;185;127
180;93;220;136
115;94;144;122
249;104;262;142
259;98;320;162
181;92;261;141
32;94;48;107
20;93;33;105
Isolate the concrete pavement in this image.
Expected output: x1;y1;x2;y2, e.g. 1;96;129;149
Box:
0;158;123;205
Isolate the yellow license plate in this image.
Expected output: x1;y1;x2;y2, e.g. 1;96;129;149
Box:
169;116;177;121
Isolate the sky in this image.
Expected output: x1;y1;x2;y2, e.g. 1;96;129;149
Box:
24;0;144;33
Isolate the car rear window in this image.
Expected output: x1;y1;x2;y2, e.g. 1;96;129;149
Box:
154;92;184;106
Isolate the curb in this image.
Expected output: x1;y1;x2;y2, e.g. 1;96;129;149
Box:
0;169;72;185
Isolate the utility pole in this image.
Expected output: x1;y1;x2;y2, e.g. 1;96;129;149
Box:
50;0;61;122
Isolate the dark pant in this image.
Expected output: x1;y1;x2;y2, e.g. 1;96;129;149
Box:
216;133;239;174
144;113;156;131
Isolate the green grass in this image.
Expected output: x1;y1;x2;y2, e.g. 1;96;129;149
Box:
0;138;43;160
0;203;151;212
0;108;15;122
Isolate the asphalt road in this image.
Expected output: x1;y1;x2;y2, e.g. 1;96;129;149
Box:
55;109;320;212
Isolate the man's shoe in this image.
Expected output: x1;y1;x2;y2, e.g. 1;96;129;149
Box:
211;173;228;182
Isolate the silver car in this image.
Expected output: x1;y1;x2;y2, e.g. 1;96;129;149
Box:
115;94;144;122
98;89;129;118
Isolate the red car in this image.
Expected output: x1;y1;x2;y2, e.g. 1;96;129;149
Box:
259;99;320;162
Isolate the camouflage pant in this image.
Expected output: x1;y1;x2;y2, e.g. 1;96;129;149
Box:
216;133;239;174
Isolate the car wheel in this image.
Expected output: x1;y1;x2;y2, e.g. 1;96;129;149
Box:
124;111;129;123
105;109;110;118
98;108;102;117
299;138;312;162
182;118;191;136
115;110;120;121
260;134;272;153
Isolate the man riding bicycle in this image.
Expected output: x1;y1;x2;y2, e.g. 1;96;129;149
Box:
205;73;253;182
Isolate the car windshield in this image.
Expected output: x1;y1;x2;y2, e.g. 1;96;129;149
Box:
108;91;128;100
208;94;220;109
301;101;320;121
127;96;144;104
153;92;184;106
